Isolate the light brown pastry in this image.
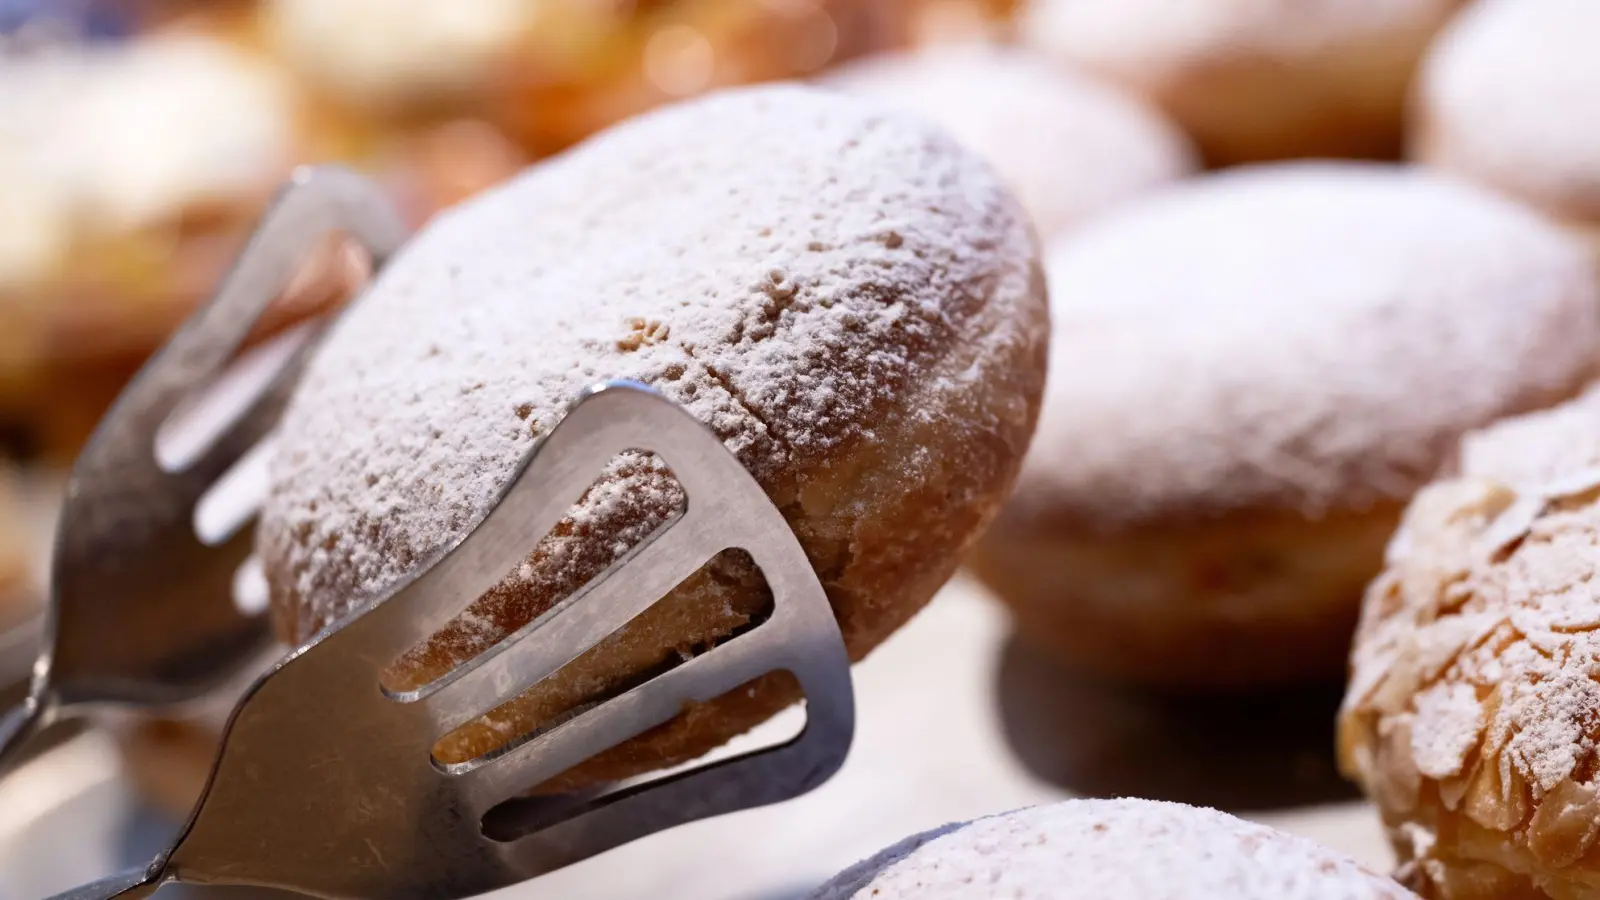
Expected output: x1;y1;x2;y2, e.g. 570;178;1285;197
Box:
814;798;1417;899
0;33;363;458
826;46;1197;240
1340;384;1600;900
261;0;912;157
969;163;1600;689
1022;0;1464;165
0;472;34;629
910;0;1025;44
244;85;1048;794
1412;0;1600;249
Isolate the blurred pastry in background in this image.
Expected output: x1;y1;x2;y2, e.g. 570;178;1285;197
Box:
1022;0;1464;165
0;472;33;628
260;0;913;158
969;163;1600;690
0;32;358;457
1413;0;1600;248
372;118;529;229
827;46;1197;240
812;798;1418;899
909;0;1022;44
1340;384;1600;900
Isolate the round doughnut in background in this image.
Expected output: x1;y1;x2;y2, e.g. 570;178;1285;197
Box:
968;162;1600;690
258;0;914;156
257;84;1049;792
1340;384;1600;900
812;798;1417;899
1022;0;1465;165
825;45;1197;240
1412;0;1600;249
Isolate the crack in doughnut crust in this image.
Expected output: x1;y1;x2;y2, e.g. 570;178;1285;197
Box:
1341;385;1600;899
259;85;1048;788
813;798;1417;899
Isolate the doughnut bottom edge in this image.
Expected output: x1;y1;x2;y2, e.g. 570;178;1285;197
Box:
969;504;1400;689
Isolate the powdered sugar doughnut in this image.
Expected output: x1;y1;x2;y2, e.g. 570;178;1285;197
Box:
1413;0;1600;246
826;46;1196;239
814;798;1416;899
1340;384;1600;899
260;85;1048;789
1023;0;1463;165
968;163;1600;689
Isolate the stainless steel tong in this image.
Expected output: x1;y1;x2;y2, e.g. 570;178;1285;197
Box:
0;166;408;772
21;166;856;899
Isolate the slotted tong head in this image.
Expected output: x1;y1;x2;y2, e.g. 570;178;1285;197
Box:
11;166;855;899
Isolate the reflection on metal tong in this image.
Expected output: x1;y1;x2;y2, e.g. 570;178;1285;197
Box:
13;166;855;900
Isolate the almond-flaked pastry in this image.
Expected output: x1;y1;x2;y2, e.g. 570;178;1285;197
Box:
1341;385;1600;899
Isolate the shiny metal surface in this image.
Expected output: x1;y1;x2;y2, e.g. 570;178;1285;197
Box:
63;381;855;899
0;166;409;774
27;166;853;899
0;615;42;699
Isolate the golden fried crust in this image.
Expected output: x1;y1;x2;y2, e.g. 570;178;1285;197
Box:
971;505;1397;688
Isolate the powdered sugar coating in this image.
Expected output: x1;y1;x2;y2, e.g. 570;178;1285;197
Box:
1024;0;1459;71
825;46;1195;239
260;83;1043;653
812;798;1415;899
1340;384;1600;893
1416;0;1600;227
1008;163;1600;531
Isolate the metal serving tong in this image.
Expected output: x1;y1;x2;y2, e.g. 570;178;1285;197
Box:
0;166;408;771
16;166;856;898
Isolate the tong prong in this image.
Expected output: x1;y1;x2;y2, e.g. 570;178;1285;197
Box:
83;167;406;468
451;616;791;795
497;712;849;873
339;383;703;662
130;382;853;900
168;323;323;489
415;506;719;733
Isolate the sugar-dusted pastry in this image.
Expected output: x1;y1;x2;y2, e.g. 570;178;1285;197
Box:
1341;384;1600;900
252;85;1048;791
1023;0;1464;165
814;798;1417;899
969;163;1600;689
1413;0;1600;247
827;46;1196;239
